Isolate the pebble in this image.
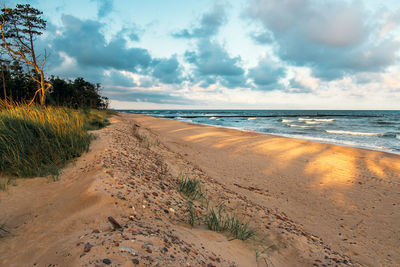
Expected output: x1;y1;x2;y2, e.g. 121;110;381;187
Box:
83;243;93;253
102;258;112;265
132;258;140;265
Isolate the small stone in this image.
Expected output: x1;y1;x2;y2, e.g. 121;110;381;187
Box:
132;259;140;265
146;247;152;253
152;192;158;197
163;209;169;214
108;216;122;230
83;243;93;253
92;229;100;233
102;258;112;265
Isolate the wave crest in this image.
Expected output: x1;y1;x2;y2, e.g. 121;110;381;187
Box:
326;130;382;136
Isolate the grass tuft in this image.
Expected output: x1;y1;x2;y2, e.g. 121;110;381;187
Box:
204;203;255;241
177;173;254;241
185;200;202;227
177;173;206;201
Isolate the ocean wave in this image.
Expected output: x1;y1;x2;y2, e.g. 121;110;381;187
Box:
326;130;383;136
397;135;400;140
298;118;335;122
209;117;217;120
373;120;395;125
305;121;320;125
282;119;293;123
289;124;311;128
248;118;257;120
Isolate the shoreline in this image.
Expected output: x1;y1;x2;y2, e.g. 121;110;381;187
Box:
134;113;400;156
1;112;399;266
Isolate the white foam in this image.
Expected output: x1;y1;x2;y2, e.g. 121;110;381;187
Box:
326;130;382;136
298;118;313;121
298;118;335;122
314;118;335;122
248;118;257;120
305;121;320;125
209;117;217;120
282;119;293;123
289;124;311;128
397;135;400;140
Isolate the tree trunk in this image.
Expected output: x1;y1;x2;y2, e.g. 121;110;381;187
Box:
1;64;6;100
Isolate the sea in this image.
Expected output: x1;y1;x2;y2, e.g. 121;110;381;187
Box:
118;110;400;155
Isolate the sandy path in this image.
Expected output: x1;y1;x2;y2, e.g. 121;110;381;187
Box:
131;114;400;267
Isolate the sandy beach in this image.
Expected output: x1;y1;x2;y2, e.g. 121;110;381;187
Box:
1;113;399;266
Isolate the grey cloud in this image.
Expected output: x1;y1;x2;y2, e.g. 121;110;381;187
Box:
53;15;152;72
287;78;312;93
105;71;137;87
151;55;183;84
185;39;247;88
172;4;227;39
248;57;285;90
104;88;192;105
250;30;274;44
247;0;400;80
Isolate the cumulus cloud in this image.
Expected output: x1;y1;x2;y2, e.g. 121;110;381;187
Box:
185;39;247;88
172;4;227;39
151;55;183;84
39;14;191;106
247;0;400;80
53;15;152;72
248;56;285;90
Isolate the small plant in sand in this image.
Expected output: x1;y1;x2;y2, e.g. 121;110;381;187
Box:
0;224;9;238
204;203;255;241
177;173;255;241
185;200;202;227
132;124;159;148
255;244;278;267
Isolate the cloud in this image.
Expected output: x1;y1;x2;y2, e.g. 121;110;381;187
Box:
246;0;400;80
90;0;114;18
53;15;152;72
248;56;285;90
185;39;247;88
172;4;227;39
104;88;192;105
104;70;137;87
151;55;183;84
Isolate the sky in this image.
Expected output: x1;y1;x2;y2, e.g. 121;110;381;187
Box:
4;0;400;109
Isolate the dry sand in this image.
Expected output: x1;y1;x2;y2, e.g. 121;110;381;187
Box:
0;113;399;266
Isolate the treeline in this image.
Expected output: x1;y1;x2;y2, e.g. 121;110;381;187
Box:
0;61;109;109
0;4;109;109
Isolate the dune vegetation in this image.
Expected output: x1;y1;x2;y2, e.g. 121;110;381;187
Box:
0;101;113;179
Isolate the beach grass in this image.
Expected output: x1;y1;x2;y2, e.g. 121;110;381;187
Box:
178;173;254;240
177;173;207;201
204;203;255;241
0;101;113;178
